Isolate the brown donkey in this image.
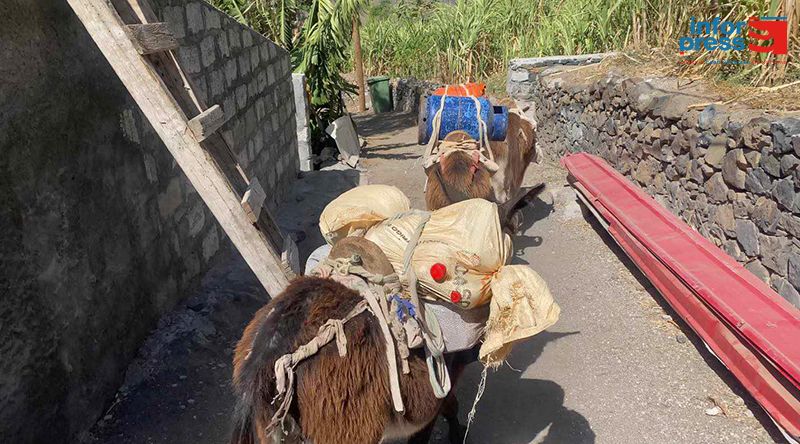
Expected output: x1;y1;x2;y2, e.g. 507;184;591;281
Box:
230;238;466;444
425;103;541;227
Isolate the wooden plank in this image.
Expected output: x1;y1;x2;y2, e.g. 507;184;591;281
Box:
241;178;266;223
188;104;228;142
125;22;178;55
281;236;300;277
67;0;291;295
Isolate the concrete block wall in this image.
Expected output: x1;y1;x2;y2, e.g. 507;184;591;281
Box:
155;0;299;210
0;1;297;442
508;58;800;308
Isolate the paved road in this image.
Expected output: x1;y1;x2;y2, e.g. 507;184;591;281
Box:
89;110;782;443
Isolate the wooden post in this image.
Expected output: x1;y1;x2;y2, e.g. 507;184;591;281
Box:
352;17;366;112
67;0;291;296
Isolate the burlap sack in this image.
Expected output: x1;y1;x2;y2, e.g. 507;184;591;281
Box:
365;199;511;309
413;199;511;308
480;265;561;367
364;210;429;276
319;185;410;244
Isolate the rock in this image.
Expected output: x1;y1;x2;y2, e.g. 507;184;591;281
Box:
743;149;761;167
780;154;800;175
698;105;717;130
772;276;800;307
688;160;704;183
745;261;770;283
751;197;780;234
711;204;736;236
721;149;746;189
652;94;695;121
788;252;800;289
676;333;688;344
705;173;729;203
704;135;728;167
760;151;781;177
744;168;772;195
732;194;750;218
722;239;747;261
633;158;658;185
705;406;722;416
758;234;789;276
741;117;771;149
772;178;795;211
735;220;759;256
779;214;800;238
771;118;800;153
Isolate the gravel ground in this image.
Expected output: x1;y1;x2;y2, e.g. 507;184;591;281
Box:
87;110;783;444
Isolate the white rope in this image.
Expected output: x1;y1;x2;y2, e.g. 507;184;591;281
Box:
463;366;488;444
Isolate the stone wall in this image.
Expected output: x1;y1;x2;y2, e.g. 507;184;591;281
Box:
509;57;800;308
156;0;299;209
392;77;441;113
0;1;297;442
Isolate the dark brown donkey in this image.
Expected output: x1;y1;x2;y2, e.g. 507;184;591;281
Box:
425;103;542;228
230;237;465;444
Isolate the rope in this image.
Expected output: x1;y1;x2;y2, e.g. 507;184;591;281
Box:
463;366;488;444
400;212;451;399
422;85;498;174
268;299;369;432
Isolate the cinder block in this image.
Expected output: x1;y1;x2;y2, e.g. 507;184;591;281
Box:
224;59;237;86
203;6;221;29
223;95;236;121
249;46;260;68
236;84;248;110
217;32;230;58
257;71;267;92
200;35;216;68
163;6;186;39
209;69;225;101
186;2;204;34
228;28;241;51
260;43;270;62
241;29;253;48
178;45;201;74
238;52;251;76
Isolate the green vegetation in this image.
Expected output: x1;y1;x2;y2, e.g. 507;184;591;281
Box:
209;0;365;149
360;0;798;86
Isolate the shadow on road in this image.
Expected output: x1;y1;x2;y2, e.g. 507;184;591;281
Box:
456;331;595;444
510;194;555;263
353;111;417;137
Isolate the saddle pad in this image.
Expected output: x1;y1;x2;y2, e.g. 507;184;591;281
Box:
423;299;488;353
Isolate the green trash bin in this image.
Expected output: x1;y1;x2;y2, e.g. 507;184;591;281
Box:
367;75;393;113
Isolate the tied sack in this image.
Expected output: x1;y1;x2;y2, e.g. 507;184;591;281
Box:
366;199;512;309
480;265;561;367
319;184;410;245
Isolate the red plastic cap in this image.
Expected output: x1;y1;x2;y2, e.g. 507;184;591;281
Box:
450;290;462;304
430;263;447;282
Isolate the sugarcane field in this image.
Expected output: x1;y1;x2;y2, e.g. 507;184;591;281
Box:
3;1;800;443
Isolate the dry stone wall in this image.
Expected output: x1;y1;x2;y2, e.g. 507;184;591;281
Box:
0;1;296;442
509;58;800;308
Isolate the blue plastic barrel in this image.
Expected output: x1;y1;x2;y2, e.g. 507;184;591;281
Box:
420;95;507;144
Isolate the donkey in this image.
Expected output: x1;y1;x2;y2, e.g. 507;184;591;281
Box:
425;102;541;229
230;237;468;444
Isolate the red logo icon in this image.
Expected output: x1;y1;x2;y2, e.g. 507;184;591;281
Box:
747;16;788;55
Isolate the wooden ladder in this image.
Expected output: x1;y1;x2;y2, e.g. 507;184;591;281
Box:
67;0;297;296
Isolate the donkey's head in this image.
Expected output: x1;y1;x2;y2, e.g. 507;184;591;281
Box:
424;133;494;212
